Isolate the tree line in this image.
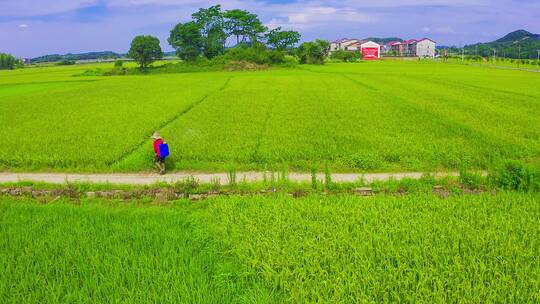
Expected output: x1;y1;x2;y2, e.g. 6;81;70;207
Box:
128;5;331;69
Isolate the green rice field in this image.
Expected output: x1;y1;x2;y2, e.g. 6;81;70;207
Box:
1;193;539;303
1;61;539;172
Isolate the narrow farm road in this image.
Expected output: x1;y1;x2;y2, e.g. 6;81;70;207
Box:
0;171;462;185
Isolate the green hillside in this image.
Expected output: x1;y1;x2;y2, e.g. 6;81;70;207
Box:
465;29;540;59
31;51;122;63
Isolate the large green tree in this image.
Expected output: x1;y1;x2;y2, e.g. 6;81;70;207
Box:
265;27;301;51
224;9;266;45
127;35;163;70
0;53;17;70
192;5;227;58
168;22;203;61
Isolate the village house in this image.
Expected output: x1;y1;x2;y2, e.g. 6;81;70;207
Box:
330;38;361;52
415;38;437;58
331;39;382;59
386;38;436;58
332;37;436;58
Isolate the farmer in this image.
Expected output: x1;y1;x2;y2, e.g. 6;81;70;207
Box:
152;132;166;175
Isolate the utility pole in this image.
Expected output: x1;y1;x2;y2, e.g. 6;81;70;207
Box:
518;45;521;67
537;49;540;70
493;49;496;62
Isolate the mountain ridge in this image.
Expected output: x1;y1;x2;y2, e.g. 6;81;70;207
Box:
464;29;540;59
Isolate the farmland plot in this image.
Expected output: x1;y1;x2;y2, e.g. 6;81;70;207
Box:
199;193;540;303
1;61;539;172
0;73;229;170
1;192;539;302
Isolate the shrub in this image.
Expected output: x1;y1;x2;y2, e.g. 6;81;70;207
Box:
459;168;484;189
349;152;384;170
0;53;17;70
15;59;24;69
489;160;540;192
224;61;268;71
298;39;330;64
57;60;76;65
104;67;127;76
281;55;299;68
114;60;124;68
75;69;105;77
174;176;199;196
330;50;361;62
223;44;285;65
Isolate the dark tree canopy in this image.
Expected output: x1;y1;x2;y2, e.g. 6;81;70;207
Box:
265;27;301;51
128;35;163;70
224;9;267;45
0;53;18;70
165;5;320;64
168;22;204;61
224;9;250;44
192;5;227;58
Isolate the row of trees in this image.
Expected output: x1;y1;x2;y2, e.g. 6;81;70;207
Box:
127;5;335;69
167;5;301;61
445;45;540;60
448;54;540;66
0;53;22;70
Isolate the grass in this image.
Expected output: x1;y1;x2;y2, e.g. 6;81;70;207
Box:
1;60;539;172
0;196;280;303
1;192;539;302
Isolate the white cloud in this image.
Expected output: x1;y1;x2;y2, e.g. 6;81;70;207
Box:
337;0;492;7
18;23;28;28
0;0;97;17
422;27;430;32
287;6;375;25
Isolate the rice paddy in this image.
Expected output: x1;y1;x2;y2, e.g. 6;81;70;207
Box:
1;192;539;303
1;61;539;172
1;61;539;301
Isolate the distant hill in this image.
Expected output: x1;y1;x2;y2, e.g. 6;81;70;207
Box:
494;29;540;43
32;51;178;63
364;37;403;44
31;51;123;63
464;30;540;59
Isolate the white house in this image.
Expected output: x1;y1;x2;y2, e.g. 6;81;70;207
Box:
330;39;360;52
415;38;436;58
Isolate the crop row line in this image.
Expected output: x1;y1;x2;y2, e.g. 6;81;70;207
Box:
108;77;233;166
341;72;518;154
0;79;101;87
250;93;278;163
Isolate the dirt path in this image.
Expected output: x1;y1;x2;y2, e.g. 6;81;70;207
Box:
0;171;461;185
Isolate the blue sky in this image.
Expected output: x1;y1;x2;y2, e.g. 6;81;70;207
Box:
1;0;539;58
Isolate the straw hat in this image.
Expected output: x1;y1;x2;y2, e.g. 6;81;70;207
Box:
151;131;162;139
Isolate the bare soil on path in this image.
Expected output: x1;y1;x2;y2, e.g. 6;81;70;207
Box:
0;171;461;185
